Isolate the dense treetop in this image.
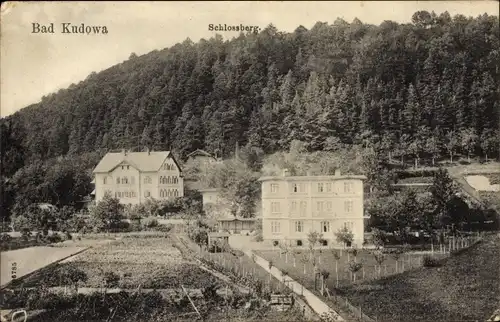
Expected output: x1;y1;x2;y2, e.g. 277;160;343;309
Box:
1;11;499;183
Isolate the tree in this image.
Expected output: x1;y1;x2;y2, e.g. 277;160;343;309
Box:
348;261;363;282
90;192;124;232
480;129;498;162
430;168;457;230
459;128;478;162
372;250;386;277
444;131;459;163
425;134;441;166
300;254;309;274
307;230;322;261
335;226;354;249
391;250;403;273
331;249;341;288
320;269;330;295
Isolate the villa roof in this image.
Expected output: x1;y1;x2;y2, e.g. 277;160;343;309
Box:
258;174;367;182
93;150;179;173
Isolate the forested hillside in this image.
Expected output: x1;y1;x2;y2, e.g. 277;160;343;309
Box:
1;11;499;219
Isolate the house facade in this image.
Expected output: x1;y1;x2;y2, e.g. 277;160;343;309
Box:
93;149;184;205
217;217;256;234
199;188;231;218
260;170;366;247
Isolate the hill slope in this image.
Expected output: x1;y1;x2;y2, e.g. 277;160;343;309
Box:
1;12;499;181
340;233;500;321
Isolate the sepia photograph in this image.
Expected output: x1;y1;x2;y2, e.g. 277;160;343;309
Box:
1;1;499;321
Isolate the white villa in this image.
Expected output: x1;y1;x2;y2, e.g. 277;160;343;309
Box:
92;149;184;205
259;169;367;247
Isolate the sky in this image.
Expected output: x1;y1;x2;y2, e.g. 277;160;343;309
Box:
1;1;498;117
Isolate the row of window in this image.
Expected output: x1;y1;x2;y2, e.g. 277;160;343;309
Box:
273;239;332;247
270;221;354;234
111;190;181;199
112;176;135;185
159;189;180;197
162;164;176;171
270;200;354;214
159;176;179;184
270;182;355;194
115;191;137;198
104;176;179;185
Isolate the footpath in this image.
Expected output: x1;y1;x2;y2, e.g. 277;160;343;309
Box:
228;236;343;321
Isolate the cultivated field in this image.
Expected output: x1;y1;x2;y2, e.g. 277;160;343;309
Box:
11;237;220;289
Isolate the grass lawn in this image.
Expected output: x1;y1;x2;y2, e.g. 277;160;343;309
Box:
338;234;500;321
10;237;220;289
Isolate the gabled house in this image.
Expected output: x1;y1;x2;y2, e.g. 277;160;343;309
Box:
92;149;184;205
185;149;221;165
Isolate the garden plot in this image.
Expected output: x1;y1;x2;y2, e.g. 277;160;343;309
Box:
256;248;429;289
11;237;220;289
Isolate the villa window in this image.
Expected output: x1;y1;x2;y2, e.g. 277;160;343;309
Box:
292;183;298;193
271;183;279;193
127;165;130;170
145;190;150;198
271;221;280;234
321;221;330;233
295;221;304;232
271;202;280;213
326;201;333;212
344;182;353;193
322;240;328;246
344;200;353;213
326;183;332;192
318;183;324;193
144;176;151;184
103;177;107;185
316;201;324;212
343;221;354;230
121;177;128;184
290;201;297;212
116;177;120;184
296;240;303;246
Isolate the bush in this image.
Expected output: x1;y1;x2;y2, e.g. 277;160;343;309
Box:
422;255;442;267
396;169;440;180
155;224;173;233
46;233;63;243
144;218;159;228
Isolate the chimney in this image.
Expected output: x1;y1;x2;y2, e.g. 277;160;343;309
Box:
335;169;341;176
121;149;126;155
282;169;289;177
146;147;150;155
